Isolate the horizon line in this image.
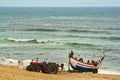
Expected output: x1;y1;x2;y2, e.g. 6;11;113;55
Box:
0;6;120;8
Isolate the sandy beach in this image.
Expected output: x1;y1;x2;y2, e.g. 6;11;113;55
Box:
0;65;120;80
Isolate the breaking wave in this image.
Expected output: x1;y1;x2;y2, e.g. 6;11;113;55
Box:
7;38;39;43
5;38;62;45
6;38;98;47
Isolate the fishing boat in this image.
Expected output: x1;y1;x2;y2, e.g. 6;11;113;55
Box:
68;51;105;73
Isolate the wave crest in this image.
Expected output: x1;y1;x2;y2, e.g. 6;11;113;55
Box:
6;38;62;45
7;38;39;43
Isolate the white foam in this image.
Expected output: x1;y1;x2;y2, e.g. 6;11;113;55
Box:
60;64;120;75
23;59;32;66
0;58;18;66
8;38;31;42
99;69;120;75
0;57;32;67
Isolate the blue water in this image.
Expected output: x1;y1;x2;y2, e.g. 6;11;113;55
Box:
0;7;120;71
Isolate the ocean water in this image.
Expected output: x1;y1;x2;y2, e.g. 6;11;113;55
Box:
0;7;120;72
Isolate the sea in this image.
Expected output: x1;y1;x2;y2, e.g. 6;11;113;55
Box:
0;7;120;74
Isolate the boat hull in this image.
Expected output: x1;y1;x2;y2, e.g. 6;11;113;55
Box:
76;65;94;72
70;58;99;72
68;51;105;73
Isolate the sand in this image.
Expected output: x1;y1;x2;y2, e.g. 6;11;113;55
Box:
0;65;120;80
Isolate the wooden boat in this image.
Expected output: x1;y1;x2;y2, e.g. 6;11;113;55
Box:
69;51;105;73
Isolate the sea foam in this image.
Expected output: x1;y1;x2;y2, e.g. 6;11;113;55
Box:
0;57;32;67
99;69;120;75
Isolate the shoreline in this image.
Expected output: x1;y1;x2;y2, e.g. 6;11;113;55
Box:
1;63;120;76
0;65;120;80
0;57;120;76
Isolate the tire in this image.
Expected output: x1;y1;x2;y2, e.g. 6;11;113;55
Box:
41;64;47;73
46;64;58;74
33;65;41;72
26;65;34;71
78;70;83;73
26;65;41;72
26;65;31;71
93;69;98;73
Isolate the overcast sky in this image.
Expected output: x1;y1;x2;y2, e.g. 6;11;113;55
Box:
0;0;120;7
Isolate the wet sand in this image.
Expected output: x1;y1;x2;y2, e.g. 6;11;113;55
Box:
0;65;120;80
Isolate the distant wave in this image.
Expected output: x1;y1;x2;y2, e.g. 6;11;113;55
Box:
64;42;110;50
64;35;120;42
24;29;107;34
22;28;110;34
65;42;97;47
99;37;120;41
25;28;61;32
49;16;81;20
87;37;120;41
67;29;109;34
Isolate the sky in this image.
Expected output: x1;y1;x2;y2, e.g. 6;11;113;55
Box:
0;0;120;7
